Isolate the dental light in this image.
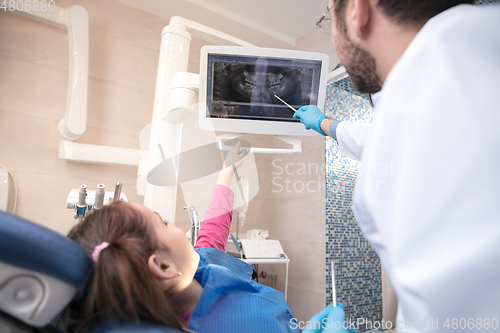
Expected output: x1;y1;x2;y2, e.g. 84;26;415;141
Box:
141;17;257;223
12;5;90;142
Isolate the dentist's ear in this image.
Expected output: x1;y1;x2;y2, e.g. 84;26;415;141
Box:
352;0;372;39
148;253;180;280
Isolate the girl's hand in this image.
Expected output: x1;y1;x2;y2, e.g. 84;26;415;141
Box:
222;141;248;170
218;142;248;187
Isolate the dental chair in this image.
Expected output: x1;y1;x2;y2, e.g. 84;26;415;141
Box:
0;212;182;333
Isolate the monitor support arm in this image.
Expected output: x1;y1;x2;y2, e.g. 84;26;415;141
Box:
216;133;302;155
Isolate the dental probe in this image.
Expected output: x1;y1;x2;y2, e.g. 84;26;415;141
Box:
274;95;297;112
331;260;337;307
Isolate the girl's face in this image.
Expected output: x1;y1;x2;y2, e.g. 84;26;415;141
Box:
130;203;200;282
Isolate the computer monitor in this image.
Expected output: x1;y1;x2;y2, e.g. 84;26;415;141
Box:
199;46;329;136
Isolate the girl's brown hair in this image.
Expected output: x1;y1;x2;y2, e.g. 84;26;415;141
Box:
67;201;181;329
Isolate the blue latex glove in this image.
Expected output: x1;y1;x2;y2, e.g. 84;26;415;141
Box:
302;302;357;333
293;105;327;136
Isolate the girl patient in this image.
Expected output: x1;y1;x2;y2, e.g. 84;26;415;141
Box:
66;143;351;333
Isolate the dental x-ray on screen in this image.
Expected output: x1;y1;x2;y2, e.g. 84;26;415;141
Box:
199;46;329;136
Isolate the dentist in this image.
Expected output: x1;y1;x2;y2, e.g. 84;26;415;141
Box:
294;0;500;331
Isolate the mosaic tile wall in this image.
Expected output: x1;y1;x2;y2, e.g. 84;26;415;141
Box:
324;74;381;331
476;0;500;5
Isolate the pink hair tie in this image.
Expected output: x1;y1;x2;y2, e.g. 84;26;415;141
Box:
91;242;110;262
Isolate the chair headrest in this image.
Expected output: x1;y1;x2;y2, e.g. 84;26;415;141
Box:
0;211;93;289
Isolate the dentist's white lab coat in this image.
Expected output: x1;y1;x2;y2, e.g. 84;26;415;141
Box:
337;5;500;332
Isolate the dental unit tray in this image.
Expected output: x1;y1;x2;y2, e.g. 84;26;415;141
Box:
240;239;285;259
227;239;286;259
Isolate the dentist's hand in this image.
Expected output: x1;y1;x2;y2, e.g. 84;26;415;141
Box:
302;302;357;333
293;105;327;136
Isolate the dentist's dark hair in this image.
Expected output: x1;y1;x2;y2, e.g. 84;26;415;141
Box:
67;200;182;330
333;0;475;30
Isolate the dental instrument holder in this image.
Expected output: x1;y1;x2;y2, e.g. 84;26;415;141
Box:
67;183;127;221
216;133;302;155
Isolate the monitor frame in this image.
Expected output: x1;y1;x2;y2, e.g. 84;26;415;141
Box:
199;46;329;136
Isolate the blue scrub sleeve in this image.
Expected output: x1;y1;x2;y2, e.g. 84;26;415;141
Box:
329;120;341;141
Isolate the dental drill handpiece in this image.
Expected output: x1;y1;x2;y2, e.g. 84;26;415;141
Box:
76;184;87;222
93;184;105;211
113;182;122;203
